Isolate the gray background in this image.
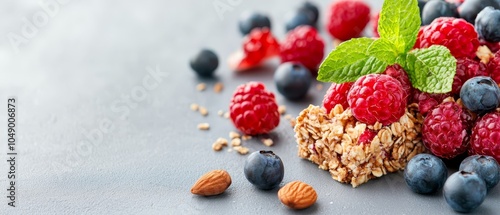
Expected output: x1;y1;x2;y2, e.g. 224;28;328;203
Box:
1;0;499;214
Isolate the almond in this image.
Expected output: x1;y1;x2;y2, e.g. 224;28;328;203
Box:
191;170;231;196
278;181;317;210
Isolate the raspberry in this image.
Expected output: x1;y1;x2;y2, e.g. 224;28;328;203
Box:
412;89;451;115
416;17;479;59
452;57;488;95
471;112;500;163
358;129;377;145
372;12;380;38
229;28;280;71
280;26;325;73
326;0;370;41
229;82;280;135
383;64;412;104
322;82;353;113
487;50;500;84
422;102;472;159
347;74;406;125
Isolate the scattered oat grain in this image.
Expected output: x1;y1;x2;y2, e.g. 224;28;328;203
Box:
217;110;224;116
199;106;208;116
278;105;287;115
242;135;252;140
234;146;249;155
231;138;242;146
224;112;230;119
197;123;210;130
190;103;199;111
261;138;273;147
229;131;241;139
214;82;224;93
196;83;207;91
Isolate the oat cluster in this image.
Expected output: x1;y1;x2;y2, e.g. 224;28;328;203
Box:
295;104;427;187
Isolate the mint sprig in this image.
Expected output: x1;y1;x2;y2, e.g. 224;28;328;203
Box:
318;0;456;93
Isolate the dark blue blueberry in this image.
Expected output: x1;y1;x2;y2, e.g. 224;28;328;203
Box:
404;154;448;194
443;171;487;213
298;1;319;25
189;49;219;77
274;62;312;100
244;151;284;190
422;0;458;25
460;155;500;191
460;76;500;115
475;7;500;42
458;0;500;24
238;11;271;35
284;9;315;32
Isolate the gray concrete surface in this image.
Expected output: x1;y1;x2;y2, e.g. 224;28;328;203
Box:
0;0;498;214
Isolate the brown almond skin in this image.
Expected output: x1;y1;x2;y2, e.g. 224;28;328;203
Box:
191;170;231;196
278;181;317;209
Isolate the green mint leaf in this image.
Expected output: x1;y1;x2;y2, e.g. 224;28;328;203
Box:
368;38;399;65
318;38;387;83
378;0;420;53
397;46;456;93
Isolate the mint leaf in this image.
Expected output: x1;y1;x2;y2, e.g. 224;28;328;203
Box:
368;38;399;64
378;0;420;53
318;38;387;83
397;46;456;93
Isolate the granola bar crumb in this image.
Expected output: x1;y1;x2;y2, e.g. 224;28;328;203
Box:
218;110;224;116
278;105;287;115
212;138;228;151
190;103;199;111
261;138;273;147
229;131;241;139
477;45;494;64
224;112;230;119
214;82;224;93
242;135;252;140
234;146;249;155
197;123;210;130
196;83;207;91
199;106;208;116
231;138;242;146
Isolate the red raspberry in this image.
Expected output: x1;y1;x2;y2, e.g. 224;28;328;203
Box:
372;12;380;38
383;64;412;104
416;17;479;59
347;74;406;125
358;129;378;145
471;112;500;163
487;50;500;84
452;57;488;95
326;0;370;41
229;28;280;71
280;26;325;73
229;82;280;135
422;102;472;159
413;27;425;49
322;82;353;113
411;89;451;115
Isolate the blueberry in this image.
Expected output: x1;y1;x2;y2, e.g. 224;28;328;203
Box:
475;7;500;42
298;1;319;24
284;9;315;32
189;49;219;77
274;62;312;100
460;155;500;191
422;0;458;25
460;76;500;115
404;154;448;194
244;151;284;190
238;11;271;35
458;0;500;24
443;171;487;213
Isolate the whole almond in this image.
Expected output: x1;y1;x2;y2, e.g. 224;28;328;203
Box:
278;181;317;210
191;170;231;196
